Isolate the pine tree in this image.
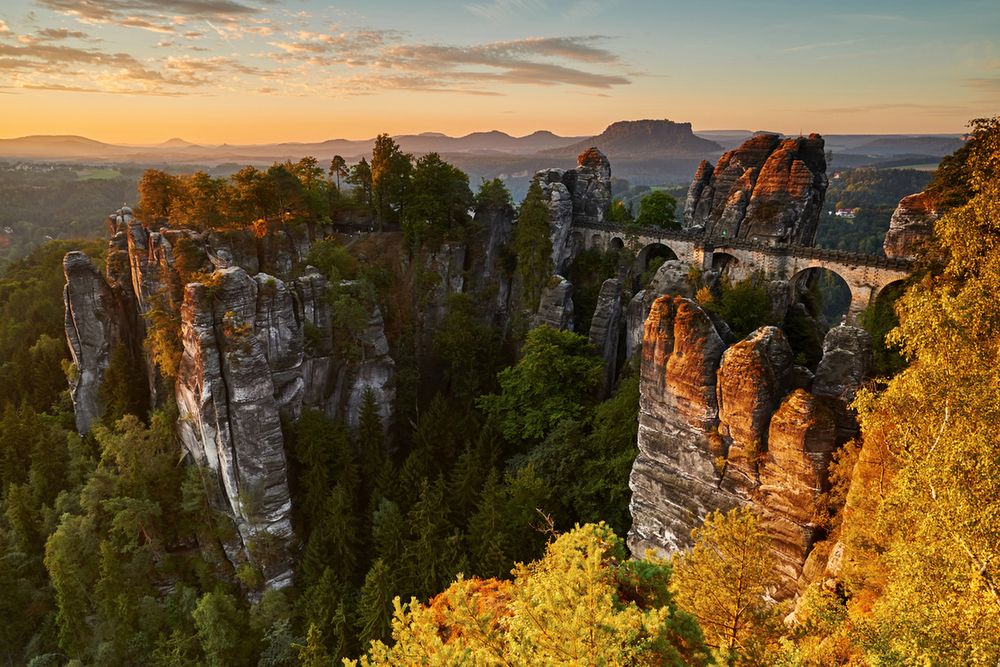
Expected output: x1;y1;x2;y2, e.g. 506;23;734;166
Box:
402;478;459;599
300;486;360;587
355;559;396;649
466;469;509;578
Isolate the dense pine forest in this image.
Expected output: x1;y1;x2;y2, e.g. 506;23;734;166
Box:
1;119;998;666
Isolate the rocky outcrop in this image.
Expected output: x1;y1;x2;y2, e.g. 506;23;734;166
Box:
625;260;695;359
588;278;623;398
758;389;837;594
175;268;294;588
64;214;396;590
684;133;828;245
629;297;730;556
716;327;794;486
813;325;871;438
535;148;613;271
469;199;515;316
628;304;873;596
532;275;574;331
63;252;120;433
884;191;938;259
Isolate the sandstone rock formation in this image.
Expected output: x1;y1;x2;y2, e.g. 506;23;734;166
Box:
588;278;623;398
63;215;395;589
628;299;873;596
625;260;694;359
716;327;793;486
175;268;294;588
535;148;612;271
629;296;730;556
532;275;574;331
63;251;120;433
757;389;837;593
684;133;828;246
884;191;938;259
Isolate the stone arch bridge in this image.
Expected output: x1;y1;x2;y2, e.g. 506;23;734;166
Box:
570;221;912;323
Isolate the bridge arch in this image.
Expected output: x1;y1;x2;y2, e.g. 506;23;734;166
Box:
590;233;604;251
609;236;625;252
636;242;679;274
789;266;853;325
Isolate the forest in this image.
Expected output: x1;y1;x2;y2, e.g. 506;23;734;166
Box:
0;119;998;666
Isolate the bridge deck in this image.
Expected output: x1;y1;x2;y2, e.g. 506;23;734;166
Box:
573;220;913;272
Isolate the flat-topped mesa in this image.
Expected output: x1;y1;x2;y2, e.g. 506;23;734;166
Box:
535;147;612;272
884;191;939;259
684;133;828;246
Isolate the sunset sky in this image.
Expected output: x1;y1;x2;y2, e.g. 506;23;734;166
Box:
1;0;998;143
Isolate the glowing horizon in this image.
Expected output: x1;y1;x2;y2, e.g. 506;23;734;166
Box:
1;0;997;145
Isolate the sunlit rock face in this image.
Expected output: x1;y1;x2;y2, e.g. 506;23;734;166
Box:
628;297;872;597
535;147;613;272
884;191;938;259
685;133;828;245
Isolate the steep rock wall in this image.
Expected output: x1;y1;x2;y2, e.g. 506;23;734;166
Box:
628;298;872;596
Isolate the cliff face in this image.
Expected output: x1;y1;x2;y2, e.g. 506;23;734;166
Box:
63;214;396;589
684;133;828;245
535;148;612;272
63;251;121;433
628;298;871;596
884;191;938;259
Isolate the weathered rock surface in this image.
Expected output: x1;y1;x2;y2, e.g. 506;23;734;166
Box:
813;326;871;405
884;191;938;259
532;275;574;331
628;296;732;556
625;260;695;359
628;310;872;597
588;278;623;398
758;389;837;594
535;148;613;271
685;133;828;245
716;327;794;486
175;267;294;588
63;252;120;433
64;215;397;590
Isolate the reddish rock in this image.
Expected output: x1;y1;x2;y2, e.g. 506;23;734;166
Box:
757;389;837;594
884;191;938;259
686;133;827;245
716;326;794;486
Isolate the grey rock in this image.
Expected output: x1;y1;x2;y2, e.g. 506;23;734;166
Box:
63;251;119;433
588;278;623;398
532;275;574;331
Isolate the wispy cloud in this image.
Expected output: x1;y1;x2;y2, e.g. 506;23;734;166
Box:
814;102;968;115
783;39;858;53
465;0;549;20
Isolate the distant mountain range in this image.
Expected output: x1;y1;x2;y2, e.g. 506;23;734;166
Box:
0;121;965;187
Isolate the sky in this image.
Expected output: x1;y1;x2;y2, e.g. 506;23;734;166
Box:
0;0;998;143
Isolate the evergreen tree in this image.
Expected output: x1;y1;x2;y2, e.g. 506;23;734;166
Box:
466;469;509;578
300;486;360;587
355;559;395;649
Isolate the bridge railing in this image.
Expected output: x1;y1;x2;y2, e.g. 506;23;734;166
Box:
573;220;913;272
